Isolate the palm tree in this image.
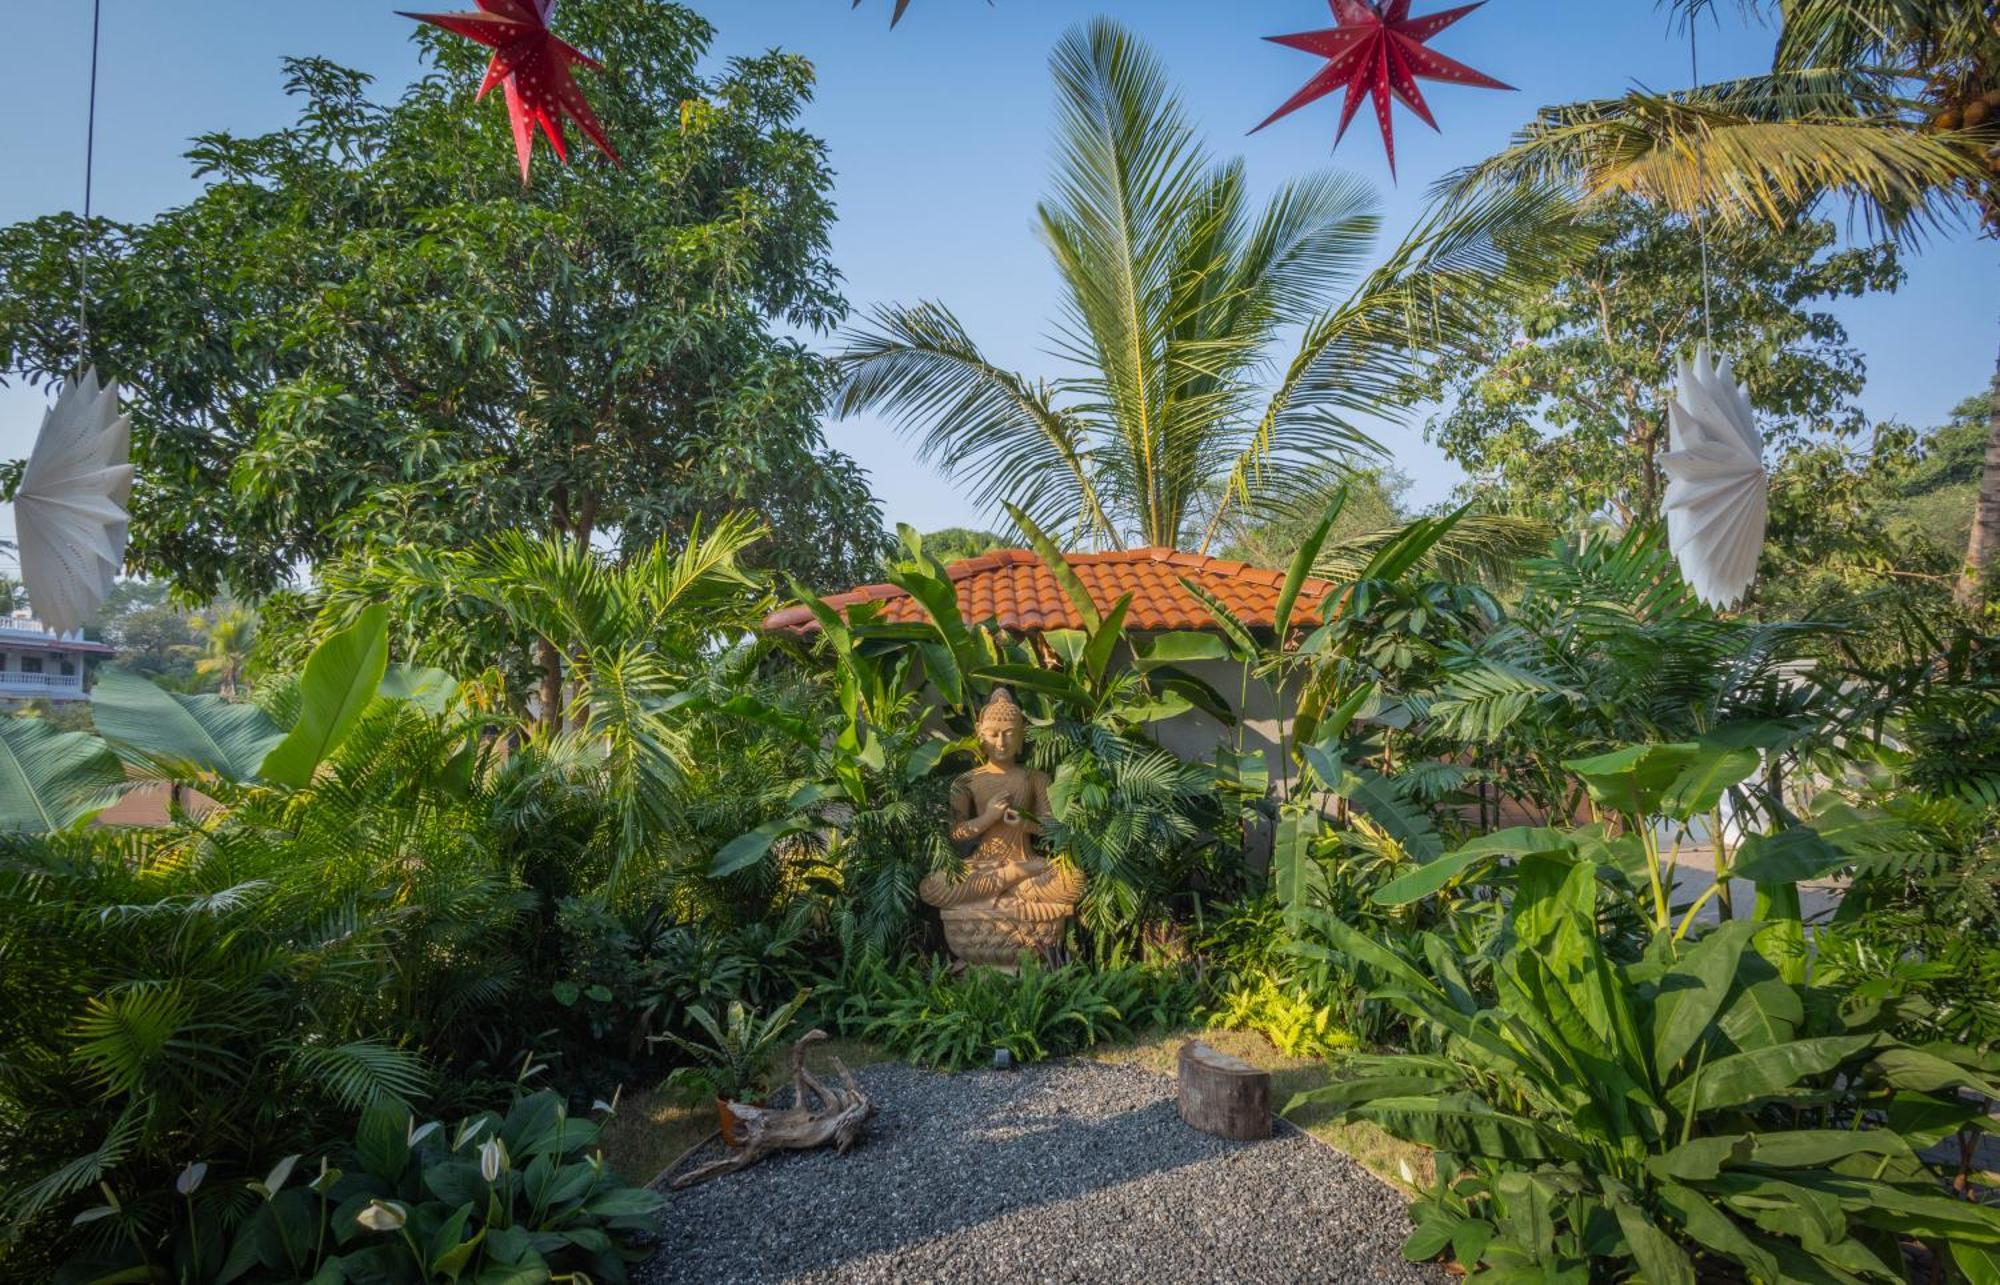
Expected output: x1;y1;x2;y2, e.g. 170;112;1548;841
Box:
192;605;256;699
1454;0;1998;603
317;513;771;892
837;18;1584;555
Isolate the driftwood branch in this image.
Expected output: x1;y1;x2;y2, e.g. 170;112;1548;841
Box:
669;1029;876;1190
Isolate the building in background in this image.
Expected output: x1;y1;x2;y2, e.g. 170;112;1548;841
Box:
0;614;115;704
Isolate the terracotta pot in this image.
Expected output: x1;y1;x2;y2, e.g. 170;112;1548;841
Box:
717;1097;744;1148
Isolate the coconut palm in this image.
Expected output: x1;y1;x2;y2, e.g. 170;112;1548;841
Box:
1453;0;1999;603
191;604;256;699
837;18;1585;555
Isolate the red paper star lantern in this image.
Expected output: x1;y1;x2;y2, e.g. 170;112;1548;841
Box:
401;0;620;183
1254;0;1512;177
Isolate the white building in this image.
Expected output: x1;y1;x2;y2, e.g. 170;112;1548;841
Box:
0;614;116;703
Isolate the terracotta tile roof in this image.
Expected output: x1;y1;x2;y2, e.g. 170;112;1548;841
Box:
763;548;1334;635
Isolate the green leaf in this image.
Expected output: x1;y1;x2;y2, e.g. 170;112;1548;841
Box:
1376;824;1576;904
1147;666;1235;723
258;605;390;788
1563;743;1697;820
979;663;1094;712
426;1202;477;1275
1176;575;1259;658
1134;632;1228;668
355;1098;413;1182
1275;488;1345;641
1653;919;1758;1079
1886;1092;1991;1150
90;666;284;782
1360;506;1471;584
1212;746;1269;796
1612;1197;1695;1285
1865;1047;2000;1099
1733;828;1846;884
1371;846;1495;907
1739;1130;1912;1169
1454;826;1575;858
1714;951;1803;1051
902;739;952;783
378;663;459;715
712;818;804;878
0;717;126;832
1950;1241;2000;1285
1005;503;1100;631
1649;1134;1755;1181
1351;1094;1574;1161
1324;763;1446;862
1081;594;1133;688
1669;1035;1877;1113
1273;803;1323;910
1651;1130;1908;1180
1400;1211;1458;1263
294;1041;430;1110
1661;742;1760;820
1655;1182;1779;1282
1752;882;1808;986
1306;682;1376;750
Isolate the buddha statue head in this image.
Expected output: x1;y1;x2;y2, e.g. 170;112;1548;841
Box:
975;687;1027;767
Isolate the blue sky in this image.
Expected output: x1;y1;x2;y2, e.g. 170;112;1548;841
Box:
5;0;1995;553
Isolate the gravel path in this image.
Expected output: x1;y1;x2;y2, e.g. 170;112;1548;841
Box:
641;1059;1444;1285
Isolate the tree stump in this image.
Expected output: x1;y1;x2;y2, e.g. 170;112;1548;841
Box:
1176;1041;1271;1141
669;1030;876;1190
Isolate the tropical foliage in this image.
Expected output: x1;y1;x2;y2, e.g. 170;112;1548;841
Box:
0;0;887;602
3;4;1999;1281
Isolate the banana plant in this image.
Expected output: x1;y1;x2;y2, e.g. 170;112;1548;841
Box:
709;528;992;879
0;607;450;832
1293;854;2000;1282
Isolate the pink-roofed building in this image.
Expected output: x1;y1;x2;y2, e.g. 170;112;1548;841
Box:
0;614;116;704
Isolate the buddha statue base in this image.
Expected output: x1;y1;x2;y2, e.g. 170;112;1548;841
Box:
927;867;1085;971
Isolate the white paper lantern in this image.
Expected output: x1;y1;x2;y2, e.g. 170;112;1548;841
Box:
1660;344;1767;609
14;367;134;635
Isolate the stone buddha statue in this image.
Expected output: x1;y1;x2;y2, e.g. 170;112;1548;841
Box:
919;688;1085;969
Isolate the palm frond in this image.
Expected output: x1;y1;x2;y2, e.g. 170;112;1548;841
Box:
1318;513;1557;586
1;1106;143;1226
1209;182;1592;554
291;1039;432;1110
1039;18;1214;546
837;302;1116;544
72;985;193;1097
1452;75;1988;244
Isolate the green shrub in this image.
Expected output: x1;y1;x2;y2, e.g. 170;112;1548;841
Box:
57;1090;661;1284
0;720;532;1269
828;956;1198;1070
653;992;812;1103
1201;972;1355;1057
1296;854;2000;1281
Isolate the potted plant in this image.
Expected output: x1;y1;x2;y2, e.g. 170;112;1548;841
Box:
653;991;810;1147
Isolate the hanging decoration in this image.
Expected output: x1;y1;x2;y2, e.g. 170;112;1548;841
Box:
402;0;620;183
1656;14;1766;610
15;369;134;636
12;0;131;637
1660;345;1767;609
1253;0;1512;176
